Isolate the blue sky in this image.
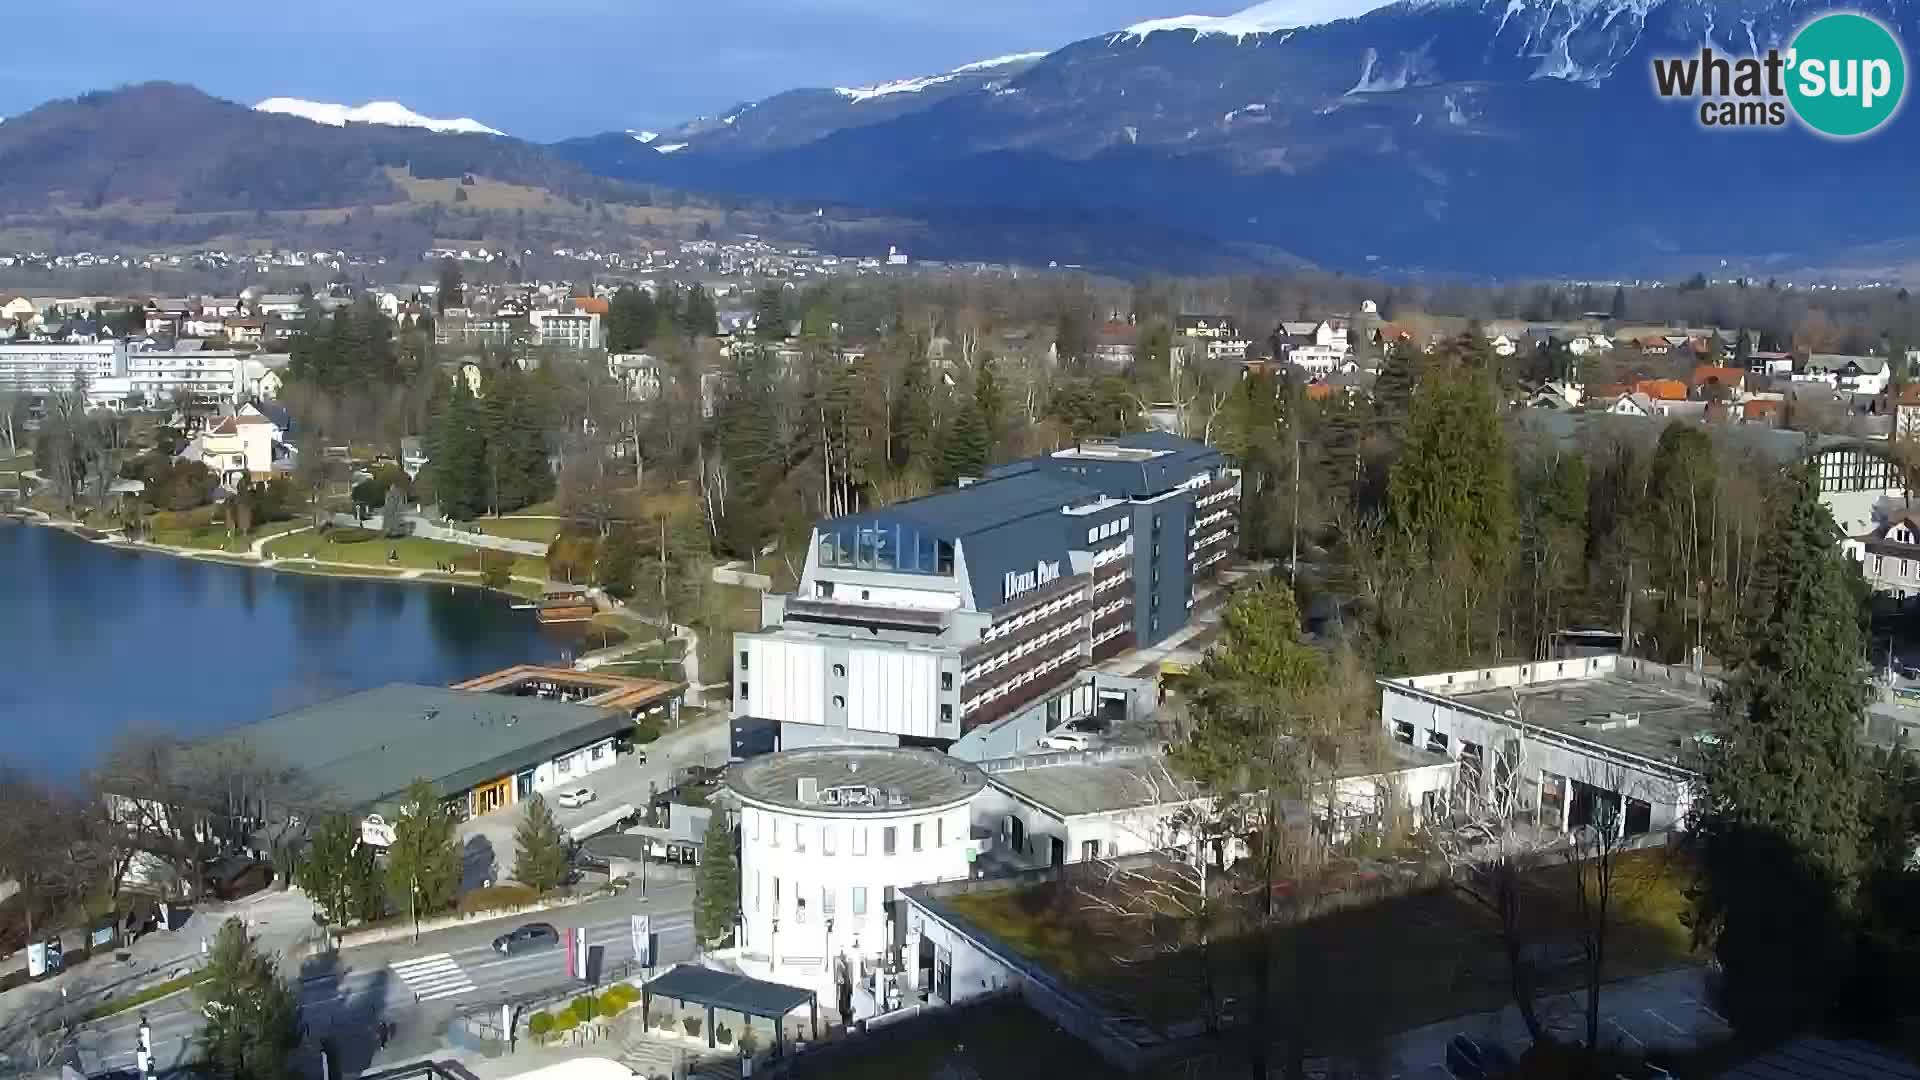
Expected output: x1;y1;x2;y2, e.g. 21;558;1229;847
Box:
0;0;1203;141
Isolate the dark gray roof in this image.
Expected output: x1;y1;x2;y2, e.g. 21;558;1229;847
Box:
727;747;985;813
1717;1037;1920;1079
213;684;628;811
883;471;1096;536
642;964;814;1019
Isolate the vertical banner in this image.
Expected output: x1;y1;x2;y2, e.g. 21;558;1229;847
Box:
630;915;651;968
573;928;590;982
564;928;578;979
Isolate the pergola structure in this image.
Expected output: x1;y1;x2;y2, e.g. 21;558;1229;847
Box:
640;965;818;1056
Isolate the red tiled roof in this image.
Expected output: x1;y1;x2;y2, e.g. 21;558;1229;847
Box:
1635;378;1689;401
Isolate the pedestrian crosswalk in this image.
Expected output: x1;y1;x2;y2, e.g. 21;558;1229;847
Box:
389;953;476;1002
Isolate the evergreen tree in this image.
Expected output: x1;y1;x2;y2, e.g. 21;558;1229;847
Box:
941;400;989;486
606;287;657;352
680;286;718;339
752;286;787;340
1386;361;1514;576
895;356;935;472
298;815;383;927
1691;463;1874;1031
1170;578;1325;790
694;812;740;945
437;257;464;313
1371;342;1418;431
385;779;461;935
513;794;570;893
197;918;301;1080
426;375;487;520
1609;285;1628;320
974;357;1006;454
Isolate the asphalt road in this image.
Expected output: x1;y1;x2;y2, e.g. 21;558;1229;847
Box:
70;888;699;1074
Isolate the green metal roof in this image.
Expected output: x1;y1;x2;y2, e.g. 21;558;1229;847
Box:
212;684;630;812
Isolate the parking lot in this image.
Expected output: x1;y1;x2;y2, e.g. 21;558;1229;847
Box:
454;712;730;888
1389;966;1730;1076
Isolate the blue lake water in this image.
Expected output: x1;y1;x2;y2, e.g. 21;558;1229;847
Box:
0;522;576;777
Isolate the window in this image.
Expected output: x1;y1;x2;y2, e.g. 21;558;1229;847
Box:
753;811;763;841
852;887;867;915
817;581;834;599
739;650;749;671
1087;527;1097;544
756;872;762;911
941;704;953;722
740;682;750;700
796;896;807;923
821;887;836;916
823;825;836;855
1427;730;1451;754
557;755;573;775
941;672;953;691
912;823;923;852
770;819;780;848
591;743;608;761
883;826;897;855
936;817;945;847
773;876;781;907
833;663;846;678
853;827;868;856
1392;721;1414;745
833;695;846;708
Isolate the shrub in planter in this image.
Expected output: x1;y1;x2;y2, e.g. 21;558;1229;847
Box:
655;1010;676;1031
683;1016;702;1038
551;1011;579;1034
528;1012;554;1041
715;1023;733;1046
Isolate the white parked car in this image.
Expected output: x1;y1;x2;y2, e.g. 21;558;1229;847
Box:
556;787;596;809
1037;732;1093;753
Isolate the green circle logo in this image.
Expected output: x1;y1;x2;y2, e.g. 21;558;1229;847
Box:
1787;12;1906;137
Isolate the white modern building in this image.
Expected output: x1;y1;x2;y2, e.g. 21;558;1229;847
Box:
530;309;604;351
726;747;986;1002
0;341;125;394
1378;654;1710;837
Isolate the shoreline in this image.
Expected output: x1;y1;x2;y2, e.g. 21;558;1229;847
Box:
5;511;543;602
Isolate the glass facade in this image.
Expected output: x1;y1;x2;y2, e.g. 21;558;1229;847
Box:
817;519;955;575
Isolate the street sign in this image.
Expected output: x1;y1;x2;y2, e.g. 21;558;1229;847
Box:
631;915;651;967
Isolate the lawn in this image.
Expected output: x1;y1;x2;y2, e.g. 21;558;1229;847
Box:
265;531;547;580
469;516;564;543
81;969;210;1022
148;515;304;553
276;563;407;580
785;998;1121;1080
940;849;1696;1052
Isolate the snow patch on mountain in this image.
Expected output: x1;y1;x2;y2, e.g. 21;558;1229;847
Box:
654;142;688;155
254;98;503;136
951;51;1048;73
628;130;659;144
1117;0;1400;41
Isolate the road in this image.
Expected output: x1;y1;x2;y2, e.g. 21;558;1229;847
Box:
68;889;701;1075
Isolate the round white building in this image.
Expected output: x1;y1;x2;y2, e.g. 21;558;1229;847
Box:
726;747;986;993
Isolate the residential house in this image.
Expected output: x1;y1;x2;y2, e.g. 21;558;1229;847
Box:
1690;366;1746;399
1525;381;1584;411
1608;393;1657;418
224;319;265;345
143;299;191;337
609;353;662;401
1846;510;1920;600
1634;379;1689;403
0;297;36;326
195;408;281;484
1897;384;1920;441
1093;322;1137;368
1174;314;1236;339
1747;351;1794;376
1800;354;1892;396
1487;334;1517;358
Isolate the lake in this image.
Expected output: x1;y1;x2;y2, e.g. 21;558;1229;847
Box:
0;521;577;777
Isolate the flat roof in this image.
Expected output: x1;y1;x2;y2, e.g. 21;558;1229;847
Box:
1389;656;1718;773
448;665;683;711
642;964;814;1019
213;684;629;811
726;747;986;814
990;746;1452;819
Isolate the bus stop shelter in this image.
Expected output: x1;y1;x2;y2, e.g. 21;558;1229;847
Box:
640;964;818;1055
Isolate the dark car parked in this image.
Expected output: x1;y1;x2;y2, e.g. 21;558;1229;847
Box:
491;922;559;956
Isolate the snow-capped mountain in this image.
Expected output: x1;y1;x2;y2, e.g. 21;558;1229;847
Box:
254;98;504;136
552;0;1920;274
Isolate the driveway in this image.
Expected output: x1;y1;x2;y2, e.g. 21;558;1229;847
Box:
457;712;731;886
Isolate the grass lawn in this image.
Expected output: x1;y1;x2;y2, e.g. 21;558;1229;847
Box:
81;969;209;1022
470;517;563;543
276;563;407;580
265;531;547;579
149;516;304;553
785;998;1120;1080
941;849;1695;1050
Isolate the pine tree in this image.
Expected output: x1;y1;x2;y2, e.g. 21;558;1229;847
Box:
1171;578;1325;790
427;375;487;520
513;794;570;893
385;779;461;936
1371;342;1418;432
1609;285;1628;320
1691;463;1873;1031
1386;362;1513;576
299;816;384;927
437;257;464;313
694;812;740;945
197;917;301;1080
941;400;988;486
974;357;1006;454
607;287;656;352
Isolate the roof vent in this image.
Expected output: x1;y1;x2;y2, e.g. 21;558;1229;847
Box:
1588;711;1641;731
797;777;819;804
